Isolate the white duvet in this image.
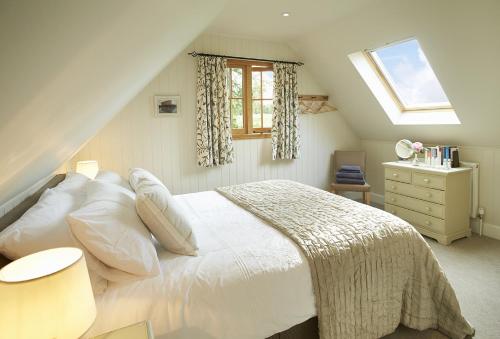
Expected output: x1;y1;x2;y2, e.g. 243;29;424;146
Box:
85;191;316;339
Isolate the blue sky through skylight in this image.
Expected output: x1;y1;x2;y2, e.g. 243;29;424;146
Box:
371;39;450;109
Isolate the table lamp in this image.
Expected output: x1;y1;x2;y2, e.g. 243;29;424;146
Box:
0;247;96;339
76;160;99;179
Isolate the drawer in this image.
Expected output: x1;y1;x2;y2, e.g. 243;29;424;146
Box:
385;192;445;219
412;171;446;190
385;203;445;234
385;180;445;204
384;167;411;183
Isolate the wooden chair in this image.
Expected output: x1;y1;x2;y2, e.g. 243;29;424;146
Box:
330;151;371;204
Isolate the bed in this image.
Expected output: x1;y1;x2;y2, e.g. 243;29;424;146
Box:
0;174;473;339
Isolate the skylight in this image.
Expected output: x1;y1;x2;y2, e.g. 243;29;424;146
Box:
368;39;451;110
348;38;460;125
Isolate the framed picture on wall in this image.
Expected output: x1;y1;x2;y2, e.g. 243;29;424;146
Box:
154;95;180;117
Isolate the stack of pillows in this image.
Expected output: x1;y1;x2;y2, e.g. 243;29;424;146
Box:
0;168;198;295
335;165;365;185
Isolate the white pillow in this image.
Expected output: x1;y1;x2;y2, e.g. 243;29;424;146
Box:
67;181;160;278
53;172;89;198
95;170;132;191
0;186;108;294
129;168;163;192
130;168;198;256
0;189;79;260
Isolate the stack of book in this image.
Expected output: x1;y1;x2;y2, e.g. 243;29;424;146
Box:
423;145;460;168
336;165;365;185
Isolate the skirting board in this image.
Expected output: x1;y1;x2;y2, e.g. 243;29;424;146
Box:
341;192;500;241
470;219;500;241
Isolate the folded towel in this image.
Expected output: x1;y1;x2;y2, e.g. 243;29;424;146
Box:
339;165;362;173
335;178;365;185
336;171;364;180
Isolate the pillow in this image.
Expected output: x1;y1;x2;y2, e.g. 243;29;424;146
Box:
130;168;198;256
0;186;108;294
67;181;160;278
95;170;132;191
0;189;79;259
53;172;89;194
129;168;163;192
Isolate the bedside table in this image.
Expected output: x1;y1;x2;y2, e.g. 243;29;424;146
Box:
92;321;154;339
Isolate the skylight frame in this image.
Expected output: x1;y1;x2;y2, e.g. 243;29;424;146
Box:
365;39;453;112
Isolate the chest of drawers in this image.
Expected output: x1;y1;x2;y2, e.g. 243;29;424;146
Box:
383;161;471;245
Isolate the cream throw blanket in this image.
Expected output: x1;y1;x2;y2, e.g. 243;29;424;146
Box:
216;180;474;339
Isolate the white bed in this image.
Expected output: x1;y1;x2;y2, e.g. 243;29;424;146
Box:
85;191;316;339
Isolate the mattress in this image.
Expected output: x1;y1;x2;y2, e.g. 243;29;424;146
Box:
85;191;316;339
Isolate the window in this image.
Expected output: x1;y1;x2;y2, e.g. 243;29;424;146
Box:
367;39;451;111
348;38;460;125
228;60;273;139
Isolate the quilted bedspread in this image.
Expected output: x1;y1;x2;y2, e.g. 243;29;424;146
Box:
216;180;474;339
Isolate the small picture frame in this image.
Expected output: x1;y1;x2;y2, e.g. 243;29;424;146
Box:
154;95;180;117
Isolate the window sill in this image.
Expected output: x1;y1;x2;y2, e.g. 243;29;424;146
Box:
232;133;271;140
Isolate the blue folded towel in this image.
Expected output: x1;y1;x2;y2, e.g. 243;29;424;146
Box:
335;178;365;185
336;171;364;180
339;165;362;173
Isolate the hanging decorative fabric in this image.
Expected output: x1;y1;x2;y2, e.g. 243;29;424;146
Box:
271;62;300;160
195;56;234;167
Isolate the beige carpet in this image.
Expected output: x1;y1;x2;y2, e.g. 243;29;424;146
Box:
382;235;500;339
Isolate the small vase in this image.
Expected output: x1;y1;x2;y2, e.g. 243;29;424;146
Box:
412;153;419;165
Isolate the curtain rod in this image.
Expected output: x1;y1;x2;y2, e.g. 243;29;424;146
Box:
188;51;304;66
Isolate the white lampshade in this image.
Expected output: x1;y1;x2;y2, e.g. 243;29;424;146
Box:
76;160;99;179
0;248;96;339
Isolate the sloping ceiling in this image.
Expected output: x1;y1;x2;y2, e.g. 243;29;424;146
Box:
2;0;499;206
0;0;226;205
289;0;500;145
207;0;374;41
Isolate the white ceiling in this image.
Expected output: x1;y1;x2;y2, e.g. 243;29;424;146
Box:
2;0;500;207
0;0;227;206
289;0;500;146
207;0;375;41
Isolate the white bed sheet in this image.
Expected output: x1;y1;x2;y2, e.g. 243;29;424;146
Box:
85;191;316;339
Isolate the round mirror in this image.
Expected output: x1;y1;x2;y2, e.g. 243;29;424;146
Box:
395;139;414;159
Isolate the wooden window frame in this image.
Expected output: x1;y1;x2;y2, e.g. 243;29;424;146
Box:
364;50;453;113
227;59;273;140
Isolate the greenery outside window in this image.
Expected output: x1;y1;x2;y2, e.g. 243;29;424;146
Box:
227;59;273;139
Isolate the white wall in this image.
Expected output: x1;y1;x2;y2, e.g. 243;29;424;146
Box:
362;139;500;238
70;34;361;194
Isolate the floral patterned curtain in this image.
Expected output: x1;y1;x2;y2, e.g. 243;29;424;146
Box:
271;62;300;160
196;56;233;167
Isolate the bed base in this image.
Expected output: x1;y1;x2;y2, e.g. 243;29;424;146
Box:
267;317;318;339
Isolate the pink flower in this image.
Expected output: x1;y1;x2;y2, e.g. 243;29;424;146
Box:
412;142;424;153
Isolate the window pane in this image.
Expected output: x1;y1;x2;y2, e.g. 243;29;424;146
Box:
252;71;261;99
262;100;273;128
231;98;243;129
262;71;274;99
252;100;262;128
370;39;450;109
231;68;243;98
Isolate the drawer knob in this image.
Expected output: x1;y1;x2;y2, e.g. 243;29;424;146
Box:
391;198;396;202
425;220;431;226
423;178;430;183
391;186;396;190
426;193;432;197
393;173;399;177
391;210;396;214
425;207;431;211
